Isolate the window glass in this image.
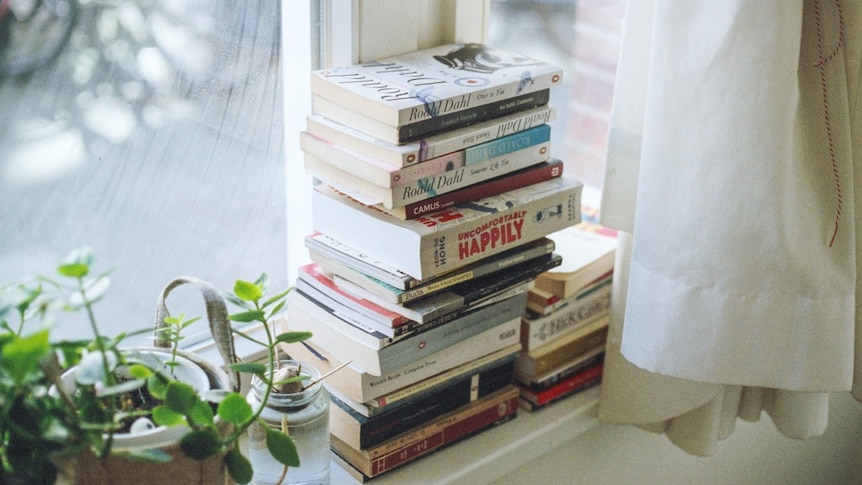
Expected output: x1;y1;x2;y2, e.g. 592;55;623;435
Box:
488;0;625;190
0;0;288;346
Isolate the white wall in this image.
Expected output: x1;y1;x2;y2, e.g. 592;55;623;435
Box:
492;392;862;485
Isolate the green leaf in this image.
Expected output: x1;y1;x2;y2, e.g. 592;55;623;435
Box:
188;398;215;427
229;310;265;323
127;364;153;379
147;374;170;400
265;427;300;467
274;331;313;345
152;404;187;427
180;428;222;460
225;447;253;484
2;330;50;383
217;393;253;425
229;362;267;376
57;263;89;279
261;288;291;309
265;300;286;319
233;280;263;302
165;381;199;415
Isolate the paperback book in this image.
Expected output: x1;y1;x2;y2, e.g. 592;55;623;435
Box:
310;43;562;141
287;289;525;376
514;313;609;378
306;232;555;297
517;361;603;411
534;222;617;299
311;90;550;144
514;344;605;392
312;177;583;280
303;139;551;209
299;123;551;188
377;159;563;220
520;273;612;351
327;345;521;419
305;105;555;167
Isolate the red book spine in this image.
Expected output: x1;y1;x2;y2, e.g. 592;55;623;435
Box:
524;361;604;406
369;394;519;476
399;159;563;220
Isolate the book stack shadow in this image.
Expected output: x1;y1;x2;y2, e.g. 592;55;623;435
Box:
285;43;584;481
516;209;617;411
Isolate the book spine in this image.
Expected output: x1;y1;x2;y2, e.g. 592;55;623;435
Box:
396;89;551;143
390;158;562;220
516;323;609;377
519;362;604;407
521;350;605;392
398;238;555;302
334;360;515;449
366;387;520;469
520;281;612;351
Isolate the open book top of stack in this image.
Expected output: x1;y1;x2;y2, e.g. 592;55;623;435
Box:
310;43;563;144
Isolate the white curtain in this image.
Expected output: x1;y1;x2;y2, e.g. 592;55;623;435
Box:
597;0;861;455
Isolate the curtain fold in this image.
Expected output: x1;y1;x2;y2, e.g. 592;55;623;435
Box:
597;0;860;455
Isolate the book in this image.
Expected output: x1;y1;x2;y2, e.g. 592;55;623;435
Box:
525;287;566;316
330;386;520;479
533;223;617;299
310;43;562;138
517;361;603;411
312;177;583;280
514;313;610;378
379;159;564;220
329;357;515;449
287;289;525;376
327;344;521;418
303;138;551;209
514;344;605;392
281;333;521;404
311;90;551;144
307;232;555;296
334;252;561;324
298;263;411;331
300;123;551;188
305;105;555;168
520;273;612;351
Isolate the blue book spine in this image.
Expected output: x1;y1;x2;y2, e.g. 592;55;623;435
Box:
464;123;551;165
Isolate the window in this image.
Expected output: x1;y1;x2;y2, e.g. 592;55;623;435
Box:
0;0;299;347
489;0;625;191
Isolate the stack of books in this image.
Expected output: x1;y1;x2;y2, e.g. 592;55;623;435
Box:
515;210;617;411
288;43;583;481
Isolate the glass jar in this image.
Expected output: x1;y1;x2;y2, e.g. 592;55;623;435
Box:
246;360;330;485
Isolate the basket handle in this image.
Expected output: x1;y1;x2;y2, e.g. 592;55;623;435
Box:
154;276;240;392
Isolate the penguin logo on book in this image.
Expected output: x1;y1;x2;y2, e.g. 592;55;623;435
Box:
534;204;563;223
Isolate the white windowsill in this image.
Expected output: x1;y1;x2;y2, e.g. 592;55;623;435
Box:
331;385;601;485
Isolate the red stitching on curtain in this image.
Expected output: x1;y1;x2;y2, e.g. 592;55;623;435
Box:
813;0;845;248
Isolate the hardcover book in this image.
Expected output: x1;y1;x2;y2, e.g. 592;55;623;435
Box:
306;232;555;296
514;344;605;391
330;386;520;479
329;357;515;449
312;177;583;280
305;105;555;167
300;123;551;188
287;289;525;376
310;43;562;139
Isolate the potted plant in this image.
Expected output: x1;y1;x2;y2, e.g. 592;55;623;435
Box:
0;247;316;484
